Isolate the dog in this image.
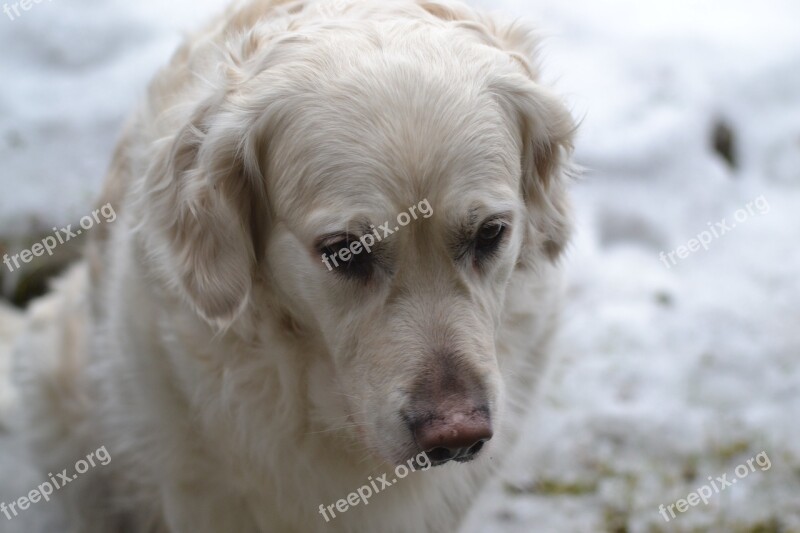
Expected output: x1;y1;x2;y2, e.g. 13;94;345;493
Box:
12;0;576;531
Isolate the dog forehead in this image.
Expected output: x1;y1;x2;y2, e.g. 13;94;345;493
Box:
268;134;519;230
258;24;525;223
267;77;520;222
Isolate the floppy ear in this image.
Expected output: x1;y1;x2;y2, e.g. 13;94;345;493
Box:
491;75;576;263
144;97;267;325
417;0;576;262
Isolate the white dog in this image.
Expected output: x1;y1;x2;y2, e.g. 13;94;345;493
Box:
12;0;575;531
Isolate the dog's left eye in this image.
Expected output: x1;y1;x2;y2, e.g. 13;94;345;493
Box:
474;221;506;256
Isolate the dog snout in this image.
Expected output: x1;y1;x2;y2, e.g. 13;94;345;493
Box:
410;406;492;465
405;349;494;465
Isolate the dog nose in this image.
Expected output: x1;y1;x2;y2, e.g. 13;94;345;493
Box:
411;409;492;464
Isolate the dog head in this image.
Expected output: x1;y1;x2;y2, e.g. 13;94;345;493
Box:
144;4;574;467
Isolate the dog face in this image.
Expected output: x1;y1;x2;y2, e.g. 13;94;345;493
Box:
265;66;529;465
145;18;574;466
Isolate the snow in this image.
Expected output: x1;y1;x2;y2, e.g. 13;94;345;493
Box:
2;0;799;531
461;0;800;531
0;0;227;237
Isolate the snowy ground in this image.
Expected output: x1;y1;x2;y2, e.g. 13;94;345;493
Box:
1;0;799;532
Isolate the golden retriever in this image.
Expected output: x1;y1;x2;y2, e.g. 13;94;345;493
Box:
12;0;575;531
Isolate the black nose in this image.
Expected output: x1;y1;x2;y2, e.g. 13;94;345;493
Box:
424;440;488;464
410;408;492;466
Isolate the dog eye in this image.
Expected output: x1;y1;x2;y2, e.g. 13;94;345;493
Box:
318;234;373;279
476;222;506;249
474;221;507;260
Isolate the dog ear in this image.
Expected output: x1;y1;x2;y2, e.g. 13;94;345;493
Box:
144;97;267;325
417;1;575;262
492;75;576;264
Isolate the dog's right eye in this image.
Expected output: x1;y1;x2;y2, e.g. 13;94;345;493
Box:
317;234;373;279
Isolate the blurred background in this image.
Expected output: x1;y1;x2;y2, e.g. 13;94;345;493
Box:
1;0;799;531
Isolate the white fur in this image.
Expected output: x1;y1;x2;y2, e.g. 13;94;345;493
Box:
13;0;575;531
0;302;23;428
